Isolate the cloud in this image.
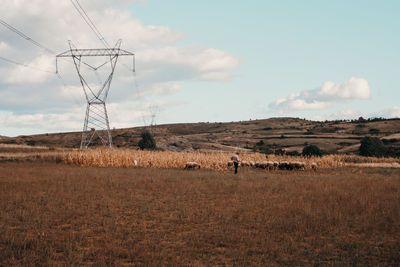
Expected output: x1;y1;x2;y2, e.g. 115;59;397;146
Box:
312;110;363;121
0;99;179;134
111;0;147;6
0;0;239;134
370;106;400;119
317;78;370;101
0;109;83;131
5;55;54;84
0;42;10;53
269;77;371;113
312;106;400;121
147;82;181;96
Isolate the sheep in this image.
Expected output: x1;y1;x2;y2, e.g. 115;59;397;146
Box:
279;161;290;170
255;161;268;169
266;161;276;170
249;161;255;167
254;162;262;169
273;161;279;169
185;162;201;169
255;161;275;170
292;161;306;170
240;161;251;167
311;162;318;171
227;161;234;167
287;162;296;170
253;161;307;171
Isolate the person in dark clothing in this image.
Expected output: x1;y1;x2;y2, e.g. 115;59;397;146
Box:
231;152;240;174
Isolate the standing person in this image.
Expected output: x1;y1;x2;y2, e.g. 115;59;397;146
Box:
231;152;240;174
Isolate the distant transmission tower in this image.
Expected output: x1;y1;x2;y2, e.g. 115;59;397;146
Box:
56;40;135;149
148;104;159;132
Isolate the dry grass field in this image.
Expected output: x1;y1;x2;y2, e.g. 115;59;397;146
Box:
1;162;399;266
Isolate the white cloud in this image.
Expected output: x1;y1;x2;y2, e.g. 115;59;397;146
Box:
147;82;181;96
0;99;180;133
5;55;54;84
111;0;147;6
312;106;400;121
370;106;400;119
312;110;363;121
0;42;10;53
317;78;370;100
282;99;331;111
138;46;239;82
0;109;83;131
269;77;371;113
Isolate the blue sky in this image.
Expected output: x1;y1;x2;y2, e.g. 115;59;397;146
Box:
130;0;400;122
0;0;399;136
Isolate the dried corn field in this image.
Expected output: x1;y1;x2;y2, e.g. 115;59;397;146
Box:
59;149;400;170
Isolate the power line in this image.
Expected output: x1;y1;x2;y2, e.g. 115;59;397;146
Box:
0;17;99;74
0;56;53;73
0;19;55;54
74;0;110;48
68;1;137;74
0;55;84;106
69;0;110;49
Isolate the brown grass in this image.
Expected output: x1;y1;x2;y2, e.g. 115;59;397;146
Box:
0;162;399;265
60;148;400;170
1;144;399;171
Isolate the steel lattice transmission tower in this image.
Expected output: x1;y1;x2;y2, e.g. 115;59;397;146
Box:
56;40;135;149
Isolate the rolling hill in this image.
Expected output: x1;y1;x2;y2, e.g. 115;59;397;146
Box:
1;117;399;155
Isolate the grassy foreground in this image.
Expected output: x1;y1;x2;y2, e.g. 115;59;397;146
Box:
0;162;399;266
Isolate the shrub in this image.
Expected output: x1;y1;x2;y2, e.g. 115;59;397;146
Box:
138;130;156;150
263;148;274;155
302;145;322;157
386;146;400;158
256;140;265;146
359;136;386;157
358;116;367;122
274;149;285;156
286;151;301;156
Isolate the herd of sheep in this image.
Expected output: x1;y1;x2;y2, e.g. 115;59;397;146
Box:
185;161;318;170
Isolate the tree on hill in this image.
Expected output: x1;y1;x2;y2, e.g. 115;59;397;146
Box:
358;116;367;122
359;136;386;157
138;130;156;150
302;145;322;157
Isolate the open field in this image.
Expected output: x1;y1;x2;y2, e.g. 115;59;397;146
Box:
1;162;399;265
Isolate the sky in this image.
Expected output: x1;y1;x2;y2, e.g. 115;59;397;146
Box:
0;0;399;137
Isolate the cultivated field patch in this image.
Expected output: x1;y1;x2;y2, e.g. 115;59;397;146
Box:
60;148;400;171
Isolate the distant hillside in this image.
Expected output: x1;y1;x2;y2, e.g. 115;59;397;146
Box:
1;118;400;155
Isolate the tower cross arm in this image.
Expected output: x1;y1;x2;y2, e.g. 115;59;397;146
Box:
56;48;134;57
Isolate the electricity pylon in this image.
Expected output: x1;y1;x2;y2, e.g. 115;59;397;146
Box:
56;40;135;149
